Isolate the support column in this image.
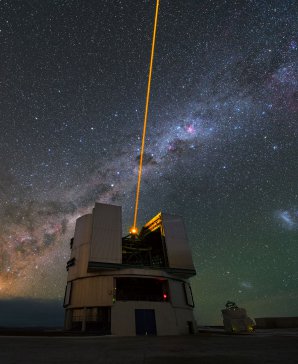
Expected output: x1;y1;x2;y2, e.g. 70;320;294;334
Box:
81;307;87;332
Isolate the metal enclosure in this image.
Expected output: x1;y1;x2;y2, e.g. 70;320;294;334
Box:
222;303;255;333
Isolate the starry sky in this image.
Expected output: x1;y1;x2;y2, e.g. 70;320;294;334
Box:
0;0;297;326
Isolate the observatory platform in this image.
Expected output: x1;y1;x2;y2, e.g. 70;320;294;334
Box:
64;203;196;336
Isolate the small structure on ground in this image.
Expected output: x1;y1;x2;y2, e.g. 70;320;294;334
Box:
222;301;255;333
64;202;196;335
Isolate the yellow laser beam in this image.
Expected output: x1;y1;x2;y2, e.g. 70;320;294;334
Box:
131;0;160;234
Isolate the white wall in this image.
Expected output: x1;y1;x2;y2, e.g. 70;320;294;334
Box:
111;301;178;336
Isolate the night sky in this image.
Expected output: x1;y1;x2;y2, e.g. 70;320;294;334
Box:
0;0;297;326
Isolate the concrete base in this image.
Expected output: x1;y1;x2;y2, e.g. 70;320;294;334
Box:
111;301;196;336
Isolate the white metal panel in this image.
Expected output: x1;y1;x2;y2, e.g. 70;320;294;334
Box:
169;280;187;308
89;203;122;264
77;243;90;277
71;276;113;307
67;214;92;281
73;214;93;248
67;243;90;281
174;308;196;335
162;213;195;270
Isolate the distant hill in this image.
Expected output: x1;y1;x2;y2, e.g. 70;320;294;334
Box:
0;298;64;327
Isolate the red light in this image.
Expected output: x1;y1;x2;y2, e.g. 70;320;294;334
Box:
163;293;167;300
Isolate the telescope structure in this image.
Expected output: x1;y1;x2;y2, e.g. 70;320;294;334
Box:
64;202;196;335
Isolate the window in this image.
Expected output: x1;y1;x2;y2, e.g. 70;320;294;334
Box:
63;282;72;306
183;283;194;307
66;257;75;270
116;277;169;302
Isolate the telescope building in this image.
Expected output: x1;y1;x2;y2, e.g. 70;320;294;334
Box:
64;202;196;336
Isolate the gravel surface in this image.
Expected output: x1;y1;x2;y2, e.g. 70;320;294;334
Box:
0;330;297;364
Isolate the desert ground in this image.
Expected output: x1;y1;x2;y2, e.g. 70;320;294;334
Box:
0;329;297;363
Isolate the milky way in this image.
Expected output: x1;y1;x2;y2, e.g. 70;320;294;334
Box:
0;0;297;324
